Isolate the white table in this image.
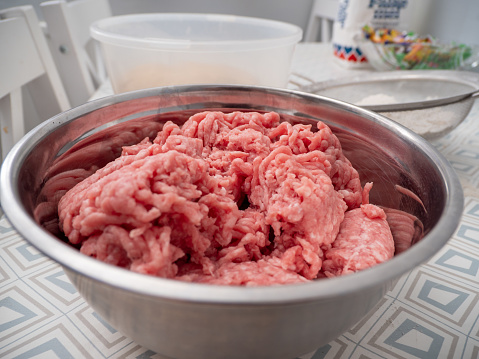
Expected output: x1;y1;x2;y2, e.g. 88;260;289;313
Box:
2;43;479;358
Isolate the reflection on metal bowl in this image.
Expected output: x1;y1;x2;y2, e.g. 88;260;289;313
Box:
0;85;463;359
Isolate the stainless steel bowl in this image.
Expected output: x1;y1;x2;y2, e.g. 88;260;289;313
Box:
0;85;464;359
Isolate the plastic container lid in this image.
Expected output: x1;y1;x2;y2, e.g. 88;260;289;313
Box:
90;13;303;52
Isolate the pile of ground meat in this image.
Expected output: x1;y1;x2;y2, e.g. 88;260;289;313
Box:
58;111;397;286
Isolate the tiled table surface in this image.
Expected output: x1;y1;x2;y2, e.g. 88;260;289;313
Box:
2;43;479;358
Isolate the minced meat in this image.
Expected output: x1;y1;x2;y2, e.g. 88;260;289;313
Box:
58;111;395;286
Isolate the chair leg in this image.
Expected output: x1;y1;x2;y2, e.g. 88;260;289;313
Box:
0;88;25;160
305;18;320;42
321;19;333;42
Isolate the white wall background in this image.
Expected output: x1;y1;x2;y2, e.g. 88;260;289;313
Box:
419;0;479;46
108;0;314;33
0;0;314;34
0;0;478;45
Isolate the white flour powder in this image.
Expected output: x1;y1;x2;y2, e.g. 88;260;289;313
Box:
356;94;398;106
355;94;458;139
380;108;458;139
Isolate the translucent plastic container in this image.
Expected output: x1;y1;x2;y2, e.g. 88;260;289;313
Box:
90;13;303;93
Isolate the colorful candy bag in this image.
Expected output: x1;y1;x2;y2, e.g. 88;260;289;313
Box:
331;0;418;68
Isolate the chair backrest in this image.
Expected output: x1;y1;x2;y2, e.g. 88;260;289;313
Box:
41;0;112;107
304;0;339;42
0;6;70;160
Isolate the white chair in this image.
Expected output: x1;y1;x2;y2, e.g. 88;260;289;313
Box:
41;0;112;107
0;6;70;160
304;0;339;42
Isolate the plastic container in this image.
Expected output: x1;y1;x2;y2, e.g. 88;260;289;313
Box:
91;13;303;93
